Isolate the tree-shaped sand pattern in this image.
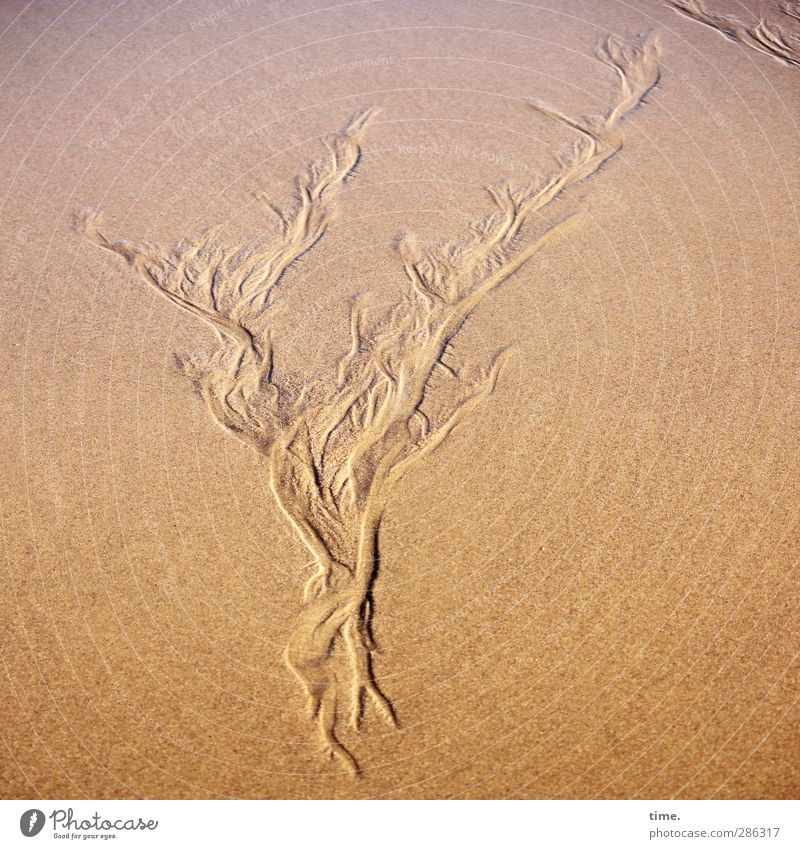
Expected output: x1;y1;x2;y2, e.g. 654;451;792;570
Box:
77;33;660;775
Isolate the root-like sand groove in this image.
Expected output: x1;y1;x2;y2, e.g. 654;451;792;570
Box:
76;33;660;775
669;0;800;67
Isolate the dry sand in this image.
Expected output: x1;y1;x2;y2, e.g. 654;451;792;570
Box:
0;0;798;799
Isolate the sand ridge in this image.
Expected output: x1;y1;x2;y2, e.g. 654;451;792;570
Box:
76;33;661;776
669;0;800;66
1;0;797;799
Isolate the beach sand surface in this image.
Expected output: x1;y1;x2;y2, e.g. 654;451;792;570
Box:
0;0;798;798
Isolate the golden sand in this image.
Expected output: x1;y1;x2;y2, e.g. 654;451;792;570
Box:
1;0;798;798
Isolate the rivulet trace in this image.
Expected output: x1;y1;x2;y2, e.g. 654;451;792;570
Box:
76;32;660;775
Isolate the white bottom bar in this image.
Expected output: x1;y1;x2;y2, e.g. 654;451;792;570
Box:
2;799;798;848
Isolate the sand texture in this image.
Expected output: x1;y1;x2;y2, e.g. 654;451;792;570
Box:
1;0;798;798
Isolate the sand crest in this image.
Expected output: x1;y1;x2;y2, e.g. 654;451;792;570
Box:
1;0;797;798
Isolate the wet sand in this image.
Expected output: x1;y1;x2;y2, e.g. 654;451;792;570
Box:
1;0;798;798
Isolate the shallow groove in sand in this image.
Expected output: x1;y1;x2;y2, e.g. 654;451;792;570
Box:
669;0;800;67
76;32;661;776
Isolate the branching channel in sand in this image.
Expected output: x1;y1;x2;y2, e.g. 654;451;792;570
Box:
669;0;800;66
76;34;660;776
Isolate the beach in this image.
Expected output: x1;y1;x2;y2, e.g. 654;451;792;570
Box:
0;0;797;799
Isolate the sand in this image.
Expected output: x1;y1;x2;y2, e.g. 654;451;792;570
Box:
0;0;798;799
